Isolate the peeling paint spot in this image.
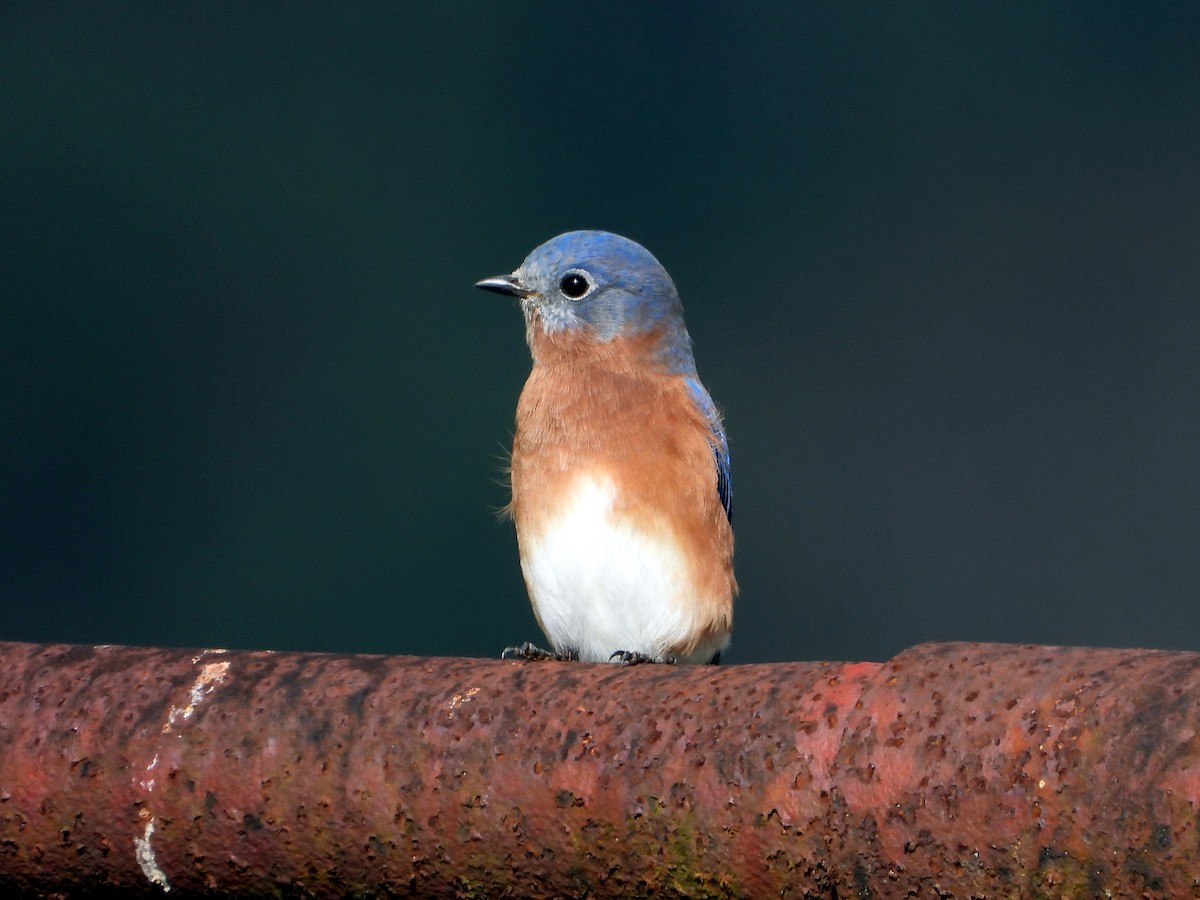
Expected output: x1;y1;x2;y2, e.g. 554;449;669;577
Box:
448;686;480;717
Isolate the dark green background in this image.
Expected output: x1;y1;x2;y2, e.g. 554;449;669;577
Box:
4;5;1199;663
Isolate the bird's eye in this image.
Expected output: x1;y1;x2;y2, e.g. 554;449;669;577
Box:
559;271;592;300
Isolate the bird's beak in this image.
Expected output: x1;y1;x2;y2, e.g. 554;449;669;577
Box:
475;273;529;297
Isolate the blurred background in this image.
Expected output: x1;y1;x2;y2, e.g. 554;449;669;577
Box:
3;4;1199;663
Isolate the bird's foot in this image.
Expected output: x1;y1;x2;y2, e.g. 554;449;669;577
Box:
502;642;577;662
610;650;674;666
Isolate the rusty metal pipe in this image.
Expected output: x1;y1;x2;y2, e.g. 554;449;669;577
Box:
0;640;1197;897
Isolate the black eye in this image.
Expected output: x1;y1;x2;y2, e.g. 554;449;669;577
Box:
559;271;592;299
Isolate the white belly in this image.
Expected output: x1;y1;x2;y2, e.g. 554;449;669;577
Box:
518;473;720;663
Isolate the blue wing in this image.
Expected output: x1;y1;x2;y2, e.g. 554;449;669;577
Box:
686;378;733;525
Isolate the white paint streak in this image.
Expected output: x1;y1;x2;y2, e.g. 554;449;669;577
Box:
133;648;232;893
134;818;171;892
190;648;228;665
140;751;160;792
163;656;230;734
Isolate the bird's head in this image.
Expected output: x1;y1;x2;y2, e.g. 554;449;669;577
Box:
477;230;694;371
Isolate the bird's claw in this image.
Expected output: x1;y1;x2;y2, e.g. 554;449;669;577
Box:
502;642;577;662
609;650;674;666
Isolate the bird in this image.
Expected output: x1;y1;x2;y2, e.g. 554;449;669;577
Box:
476;230;735;664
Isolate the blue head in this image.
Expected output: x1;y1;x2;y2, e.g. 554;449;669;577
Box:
477;231;696;373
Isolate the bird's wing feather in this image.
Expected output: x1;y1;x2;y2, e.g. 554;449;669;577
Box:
685;378;732;524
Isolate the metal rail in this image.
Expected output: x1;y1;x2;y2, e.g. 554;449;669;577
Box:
0;640;1195;897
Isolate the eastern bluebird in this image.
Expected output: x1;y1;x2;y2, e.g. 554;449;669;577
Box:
477;231;735;664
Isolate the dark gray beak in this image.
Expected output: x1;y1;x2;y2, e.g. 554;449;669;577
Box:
475;273;528;297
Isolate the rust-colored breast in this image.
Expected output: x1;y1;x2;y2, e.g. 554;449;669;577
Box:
510;327;735;658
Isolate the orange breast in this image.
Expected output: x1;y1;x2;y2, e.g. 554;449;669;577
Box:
509;328;735;658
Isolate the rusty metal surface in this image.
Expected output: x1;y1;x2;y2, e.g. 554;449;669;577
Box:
0;640;1198;897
